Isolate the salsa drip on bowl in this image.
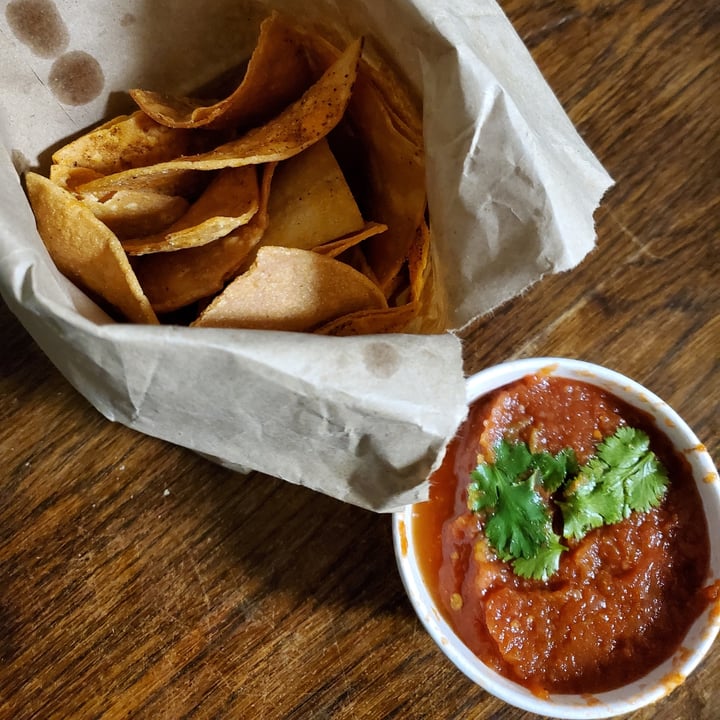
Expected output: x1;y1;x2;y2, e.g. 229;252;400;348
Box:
413;373;713;697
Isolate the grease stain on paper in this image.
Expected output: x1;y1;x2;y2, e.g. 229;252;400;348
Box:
5;0;69;58
48;51;104;105
363;342;401;379
6;0;105;106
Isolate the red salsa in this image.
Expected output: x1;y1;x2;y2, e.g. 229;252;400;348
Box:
413;374;713;696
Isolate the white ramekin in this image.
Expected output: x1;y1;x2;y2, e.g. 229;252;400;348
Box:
393;357;720;719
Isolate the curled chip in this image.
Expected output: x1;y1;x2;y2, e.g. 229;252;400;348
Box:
26;14;444;336
133;164;274;314
299;32;426;294
80;191;190;240
49;164;191;238
130;12;312;131
312;222;388;259
192;246;387;332
122;166;259;255
75;36;364;195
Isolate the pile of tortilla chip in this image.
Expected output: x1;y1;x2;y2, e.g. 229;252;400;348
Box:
25;12;445;335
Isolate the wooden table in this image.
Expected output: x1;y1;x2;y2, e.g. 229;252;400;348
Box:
1;1;718;718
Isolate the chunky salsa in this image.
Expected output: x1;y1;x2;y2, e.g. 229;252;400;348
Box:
413;373;713;696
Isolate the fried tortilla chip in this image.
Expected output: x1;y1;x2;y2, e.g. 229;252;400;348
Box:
122;166;259;255
345;76;425;293
192;246;387;332
312;221;387;258
257;138;364;252
314;302;418;336
76;38;363;196
134;164;275;313
359;50;423;148
49;163;192;239
130;12;312;131
49;164;104;189
408;219;431;301
25;172;158;324
82;191;190;240
317;220;435;336
51;111;194;175
301;35;426;294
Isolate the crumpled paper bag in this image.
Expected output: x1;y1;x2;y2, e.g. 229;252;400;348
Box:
0;0;612;511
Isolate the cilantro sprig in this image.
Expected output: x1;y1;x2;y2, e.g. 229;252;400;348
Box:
467;427;668;581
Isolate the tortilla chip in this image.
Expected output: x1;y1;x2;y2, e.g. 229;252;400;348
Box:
312;221;387;258
76;38;364;196
257;138;364;252
51;111;194;175
49;163;194;238
192;246;387;332
25;172;158;324
83;191;190;240
359;50;423;148
130;12;312;131
345;77;425;293
49;164;104;189
301;35;426;294
122;166;259;255
133;164;275;313
404;220;448;333
314;302;418;336
317;219;435;336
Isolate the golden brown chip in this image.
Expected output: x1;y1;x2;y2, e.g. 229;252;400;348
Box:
25;172;158;324
122;166;259;255
51;111;194;175
192;246;387;332
314;302;418;336
408;219;431;302
75;38;364;196
405;220;448;333
301;34;426;294
316;220;440;336
49;163;192;239
257;138;364;252
130;12;312;131
358;50;423;148
312;221;387;258
345;79;425;293
82;191;190;240
49;164;104;189
133;164;275;314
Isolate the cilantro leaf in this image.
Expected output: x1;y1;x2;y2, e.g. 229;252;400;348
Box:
559;457;624;538
623;449;669;512
597;425;649;469
493;440;534;479
468;440;534;514
484;471;551;560
466;426;669;581
467;442;564;579
533;447;578;493
512;532;565;581
560;427;668;536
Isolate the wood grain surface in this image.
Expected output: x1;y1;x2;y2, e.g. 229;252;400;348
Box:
1;1;718;719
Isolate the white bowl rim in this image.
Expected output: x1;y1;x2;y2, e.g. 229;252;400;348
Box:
393;356;720;719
